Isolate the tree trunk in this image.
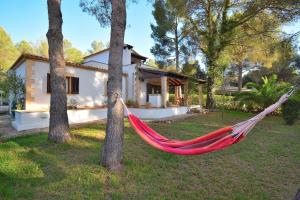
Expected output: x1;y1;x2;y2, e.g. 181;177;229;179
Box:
175;18;179;72
206;75;216;109
238;63;243;92
101;0;126;171
205;57;216;110
46;0;70;143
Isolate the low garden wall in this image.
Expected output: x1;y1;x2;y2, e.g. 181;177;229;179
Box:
12;108;107;131
11;105;201;131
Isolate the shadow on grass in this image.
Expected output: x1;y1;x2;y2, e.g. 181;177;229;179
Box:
0;141;67;199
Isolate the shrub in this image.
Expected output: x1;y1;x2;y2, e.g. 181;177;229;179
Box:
145;102;152;109
169;94;175;104
126;100;135;108
133;101;140;108
166;101;173;107
282;95;300;125
67;98;79;109
234;75;291;112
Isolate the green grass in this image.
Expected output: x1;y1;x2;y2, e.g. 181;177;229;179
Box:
0;111;299;200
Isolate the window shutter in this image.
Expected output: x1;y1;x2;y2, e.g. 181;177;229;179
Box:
47;73;51;93
71;77;79;94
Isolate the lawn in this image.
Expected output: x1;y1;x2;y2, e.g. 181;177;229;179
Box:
0;111;299;200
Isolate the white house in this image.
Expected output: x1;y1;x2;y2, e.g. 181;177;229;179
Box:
9;44;205;131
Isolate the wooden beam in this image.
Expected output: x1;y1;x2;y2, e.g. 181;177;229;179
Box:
161;76;168;108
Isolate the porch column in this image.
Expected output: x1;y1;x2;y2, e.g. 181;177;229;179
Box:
161;76;168;108
174;85;182;105
198;84;203;110
174;86;179;99
178;86;182;98
135;64;141;106
183;80;189;106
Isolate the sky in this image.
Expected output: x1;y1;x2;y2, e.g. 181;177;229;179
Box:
0;0;299;60
0;0;155;58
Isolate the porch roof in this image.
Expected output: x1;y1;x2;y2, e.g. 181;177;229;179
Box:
139;67;206;85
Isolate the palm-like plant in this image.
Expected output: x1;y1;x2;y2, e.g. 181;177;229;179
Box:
235;75;291;111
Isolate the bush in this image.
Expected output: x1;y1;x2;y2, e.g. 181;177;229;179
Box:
282;95;300;125
126;100;135;108
234;75;291;112
145;102;152;109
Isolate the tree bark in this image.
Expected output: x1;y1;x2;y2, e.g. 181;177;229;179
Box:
206;75;216;109
175;17;179;72
101;0;126;171
238;63;243;92
205;56;217;110
46;0;70;143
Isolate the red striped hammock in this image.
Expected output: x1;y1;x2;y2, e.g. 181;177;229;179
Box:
121;89;295;155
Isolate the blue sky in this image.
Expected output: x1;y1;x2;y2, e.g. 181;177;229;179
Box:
0;0;154;58
0;0;299;59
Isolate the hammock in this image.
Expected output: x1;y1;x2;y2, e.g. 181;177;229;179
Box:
120;88;296;155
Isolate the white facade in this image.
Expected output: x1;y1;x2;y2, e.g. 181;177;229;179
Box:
22;60;127;111
83;47;132;66
12;106;200;131
9;46;203;131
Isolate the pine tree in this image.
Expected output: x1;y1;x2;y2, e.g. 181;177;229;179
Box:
150;0;186;71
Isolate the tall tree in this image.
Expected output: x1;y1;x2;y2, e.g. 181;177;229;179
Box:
80;0;126;171
63;39;83;63
151;0;186;71
225;13;282;92
15;40;35;54
88;40;106;53
36;39;49;57
0;27;19;71
46;0;71;143
186;0;300;109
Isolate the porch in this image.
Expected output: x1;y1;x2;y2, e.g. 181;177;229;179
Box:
135;65;206;108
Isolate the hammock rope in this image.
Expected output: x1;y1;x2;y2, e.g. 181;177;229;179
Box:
119;87;296;155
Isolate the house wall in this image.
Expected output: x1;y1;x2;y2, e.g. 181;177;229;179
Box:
12;105;201;131
15;62;26;78
82;60;108;70
84;48;132;65
25;60;127;110
122;64;148;105
12;108;107;131
122;64;136;101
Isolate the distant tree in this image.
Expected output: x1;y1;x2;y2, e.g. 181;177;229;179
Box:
15;40;35;54
46;0;71;143
270;41;298;82
80;0;127;171
225;13;282;92
145;58;158;68
0;27;19;71
186;0;300;109
36;39;49;57
88;40;106;53
63;39;83;63
150;0;186;71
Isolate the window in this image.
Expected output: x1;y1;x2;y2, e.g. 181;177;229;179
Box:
47;73;51;93
47;73;79;94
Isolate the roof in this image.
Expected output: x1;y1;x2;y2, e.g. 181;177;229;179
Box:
9;54;128;76
139;65;206;84
83;44;147;61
